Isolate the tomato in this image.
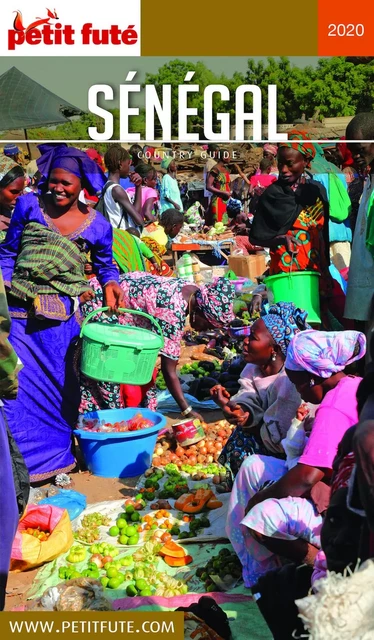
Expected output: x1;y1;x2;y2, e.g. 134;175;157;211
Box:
161;532;172;543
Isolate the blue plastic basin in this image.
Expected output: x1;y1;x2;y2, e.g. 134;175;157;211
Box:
74;408;167;478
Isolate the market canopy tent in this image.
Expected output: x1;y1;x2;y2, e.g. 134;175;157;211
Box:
0;66;84;131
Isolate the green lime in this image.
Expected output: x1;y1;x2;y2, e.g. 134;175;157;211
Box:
127;534;140;545
126;584;138;597
135;494;142;501
109;526;120;537
119;534;129;545
101;577;109;588
140;588;152;596
130;512;140;522
121;556;132;566
108;577;121;589
117;513;128;522
106;567;118;579
125;505;135;515
117;573;125;584
125;525;137;537
135;579;148;591
117;518;127;529
104;562;113;570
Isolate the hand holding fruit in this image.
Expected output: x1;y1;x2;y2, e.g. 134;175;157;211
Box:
296;403;310;421
223;402;250;427
210;384;230;407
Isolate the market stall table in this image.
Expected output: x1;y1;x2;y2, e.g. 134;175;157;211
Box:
172;241;234;265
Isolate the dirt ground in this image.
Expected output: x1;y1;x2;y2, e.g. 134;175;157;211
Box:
5;408;223;611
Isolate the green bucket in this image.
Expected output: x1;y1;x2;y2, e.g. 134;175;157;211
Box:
264;271;321;324
80;307;164;385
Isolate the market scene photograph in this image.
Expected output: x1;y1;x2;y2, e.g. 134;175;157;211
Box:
0;55;374;639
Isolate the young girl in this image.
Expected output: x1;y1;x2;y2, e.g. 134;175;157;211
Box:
211;302;310;481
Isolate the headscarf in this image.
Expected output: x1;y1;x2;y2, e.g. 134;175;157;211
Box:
25;160;38;179
3;144;20;157
37;144;106;195
85;148;105;172
285;329;366;378
226;197;242;216
0;155;24;189
263;143;278;157
337;136;354;169
261;301;310;357
161;156;174;171
195;278;235;328
279;129;317;160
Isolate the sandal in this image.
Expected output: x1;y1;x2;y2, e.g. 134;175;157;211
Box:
54;473;75;490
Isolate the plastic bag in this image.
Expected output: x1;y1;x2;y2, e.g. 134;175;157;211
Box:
39;489;87;521
11;504;73;571
26;578;112;612
329;173;351;222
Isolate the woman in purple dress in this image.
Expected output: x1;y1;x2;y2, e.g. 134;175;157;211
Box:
0;146;122;482
0;266;26;610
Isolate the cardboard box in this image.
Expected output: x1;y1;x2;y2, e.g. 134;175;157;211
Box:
228;253;267;280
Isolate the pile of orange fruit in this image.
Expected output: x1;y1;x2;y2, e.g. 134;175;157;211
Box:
22;527;51;542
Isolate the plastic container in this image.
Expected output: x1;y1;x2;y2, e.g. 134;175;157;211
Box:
74;408;167;478
231;277;250;294
172;417;205;446
176;252;194;282
265;271;321;323
80;307;164;384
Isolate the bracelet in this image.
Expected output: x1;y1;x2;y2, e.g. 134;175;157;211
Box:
180;405;193;417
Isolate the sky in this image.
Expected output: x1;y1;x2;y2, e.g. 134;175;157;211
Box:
0;56;322;110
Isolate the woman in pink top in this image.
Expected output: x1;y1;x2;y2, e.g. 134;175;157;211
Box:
226;329;366;587
125;164;159;221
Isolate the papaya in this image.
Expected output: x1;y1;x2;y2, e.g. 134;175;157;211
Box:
206;498;223;510
174;494;193;511
183;489;214;514
163;555;193;567
175;489;214;514
159;540;186;558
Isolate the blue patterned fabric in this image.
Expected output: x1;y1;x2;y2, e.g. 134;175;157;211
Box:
261;301;310;357
226;197;242;215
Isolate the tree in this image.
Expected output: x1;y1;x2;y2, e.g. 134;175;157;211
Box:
244;56;374;123
145;59;232;137
295;57;374;118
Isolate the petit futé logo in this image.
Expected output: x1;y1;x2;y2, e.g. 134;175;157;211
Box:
8;7;138;50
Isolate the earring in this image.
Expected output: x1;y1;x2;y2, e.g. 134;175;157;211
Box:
271;353;277;362
309;378;315;387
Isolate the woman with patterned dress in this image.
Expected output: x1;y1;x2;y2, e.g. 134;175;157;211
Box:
250;132;330;299
80;275;235;421
205;154;232;226
0;146;121;482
